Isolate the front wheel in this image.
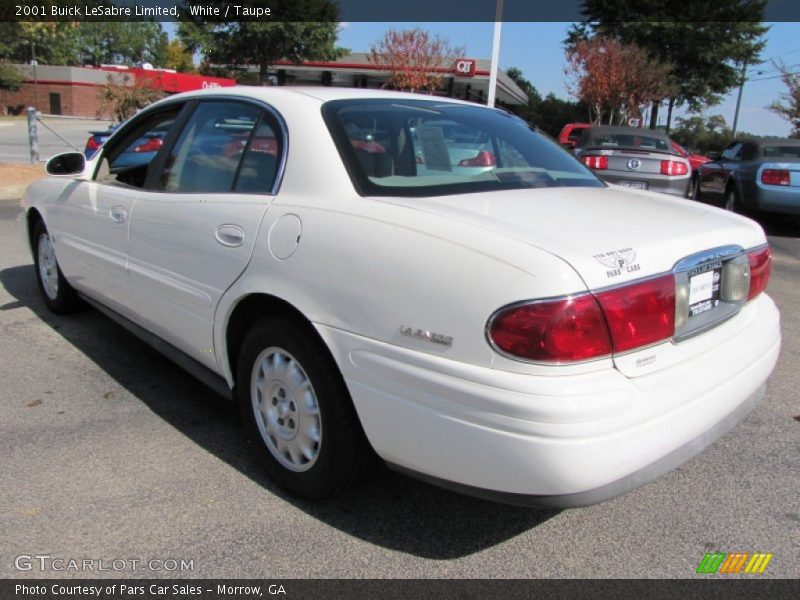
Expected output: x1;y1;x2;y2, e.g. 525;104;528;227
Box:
32;220;81;314
237;317;376;499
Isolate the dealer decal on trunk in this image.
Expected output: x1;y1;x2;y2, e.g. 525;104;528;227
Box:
593;248;641;278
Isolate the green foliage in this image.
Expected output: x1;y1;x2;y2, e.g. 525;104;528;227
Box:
0;21;168;68
567;1;768;126
0;60;22;92
179;0;345;83
670;114;760;154
505;66;588;137
76;23;168;67
768;61;800;138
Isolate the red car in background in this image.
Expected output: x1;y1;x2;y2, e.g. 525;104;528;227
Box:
672;141;711;172
558;123;591;149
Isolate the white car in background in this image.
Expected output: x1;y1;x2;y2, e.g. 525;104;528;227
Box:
20;87;780;507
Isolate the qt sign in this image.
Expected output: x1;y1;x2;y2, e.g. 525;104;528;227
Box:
453;59;476;77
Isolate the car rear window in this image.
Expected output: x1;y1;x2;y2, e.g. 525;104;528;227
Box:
322;99;603;197
761;145;800;159
582;131;673;153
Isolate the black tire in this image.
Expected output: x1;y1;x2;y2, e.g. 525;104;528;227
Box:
32;220;82;314
237;316;376;499
724;185;742;213
688;174;699;200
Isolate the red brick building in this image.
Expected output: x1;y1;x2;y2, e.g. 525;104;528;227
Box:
2;64;235;117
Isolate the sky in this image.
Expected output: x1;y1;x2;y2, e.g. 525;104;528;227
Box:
335;21;800;136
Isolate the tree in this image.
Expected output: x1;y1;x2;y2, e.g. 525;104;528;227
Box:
76;23;168;67
505;67;542;123
505;66;590;136
567;1;768;130
97;74;165;122
0;22;169;68
768;61;800;138
565;36;673;125
670;114;759;154
163;39;195;73
369;28;465;93
179;0;345;84
0;61;22;116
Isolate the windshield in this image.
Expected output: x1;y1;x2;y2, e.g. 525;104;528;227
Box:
322;99;603;197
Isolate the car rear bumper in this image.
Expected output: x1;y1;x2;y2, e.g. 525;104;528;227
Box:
754;187;800;215
604;174;690;197
316;293;780;506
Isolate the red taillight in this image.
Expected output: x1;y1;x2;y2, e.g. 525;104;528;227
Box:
132;137;163;153
747;246;771;300
660;160;688;176
85;136;102;152
488;295;612;362
761;169;790;186
594;275;676;353
458;150;496;167
489;274;677;362
581;155;608;170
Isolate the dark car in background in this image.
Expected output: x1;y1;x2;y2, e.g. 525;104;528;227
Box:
84;122;168;170
694;137;800;215
573;126;691;197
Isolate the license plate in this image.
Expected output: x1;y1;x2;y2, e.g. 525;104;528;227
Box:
618;180;647;189
688;261;722;317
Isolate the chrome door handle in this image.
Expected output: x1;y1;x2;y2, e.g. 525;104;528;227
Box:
109;206;127;223
215;224;245;247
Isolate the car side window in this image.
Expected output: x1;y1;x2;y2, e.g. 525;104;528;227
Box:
720;143;743;161
94;110;180;188
157;101;278;194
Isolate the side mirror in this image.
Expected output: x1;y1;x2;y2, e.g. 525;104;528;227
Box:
45;152;86;177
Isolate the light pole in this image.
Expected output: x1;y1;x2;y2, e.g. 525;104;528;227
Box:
731;61;747;138
31;41;39;112
487;0;504;107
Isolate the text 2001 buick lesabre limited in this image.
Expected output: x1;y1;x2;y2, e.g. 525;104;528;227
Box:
20;87;780;507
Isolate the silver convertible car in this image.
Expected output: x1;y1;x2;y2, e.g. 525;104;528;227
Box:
20;87;779;507
574;125;692;197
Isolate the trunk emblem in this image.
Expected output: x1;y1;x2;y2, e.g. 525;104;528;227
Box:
627;159;642;170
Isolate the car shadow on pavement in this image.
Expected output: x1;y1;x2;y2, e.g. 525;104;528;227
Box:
751;213;800;239
0;264;558;560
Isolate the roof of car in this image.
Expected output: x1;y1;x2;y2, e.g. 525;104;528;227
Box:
740;137;800;147
168;85;478;107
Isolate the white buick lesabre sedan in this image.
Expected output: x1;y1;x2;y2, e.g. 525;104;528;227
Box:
20;87;780;507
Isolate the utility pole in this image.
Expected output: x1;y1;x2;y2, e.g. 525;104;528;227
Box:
487;0;504;107
731;61;747;138
31;41;39;112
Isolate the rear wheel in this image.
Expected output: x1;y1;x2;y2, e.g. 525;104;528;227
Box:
32;220;81;314
237;316;376;499
688;174;700;200
724;186;742;213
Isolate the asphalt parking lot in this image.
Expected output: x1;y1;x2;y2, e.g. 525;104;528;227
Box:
0;117;111;163
0;195;798;579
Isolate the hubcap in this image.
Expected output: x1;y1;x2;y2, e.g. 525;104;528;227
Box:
37;233;59;300
251;347;321;472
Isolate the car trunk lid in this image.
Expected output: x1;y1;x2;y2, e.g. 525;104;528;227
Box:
379;186;767;377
